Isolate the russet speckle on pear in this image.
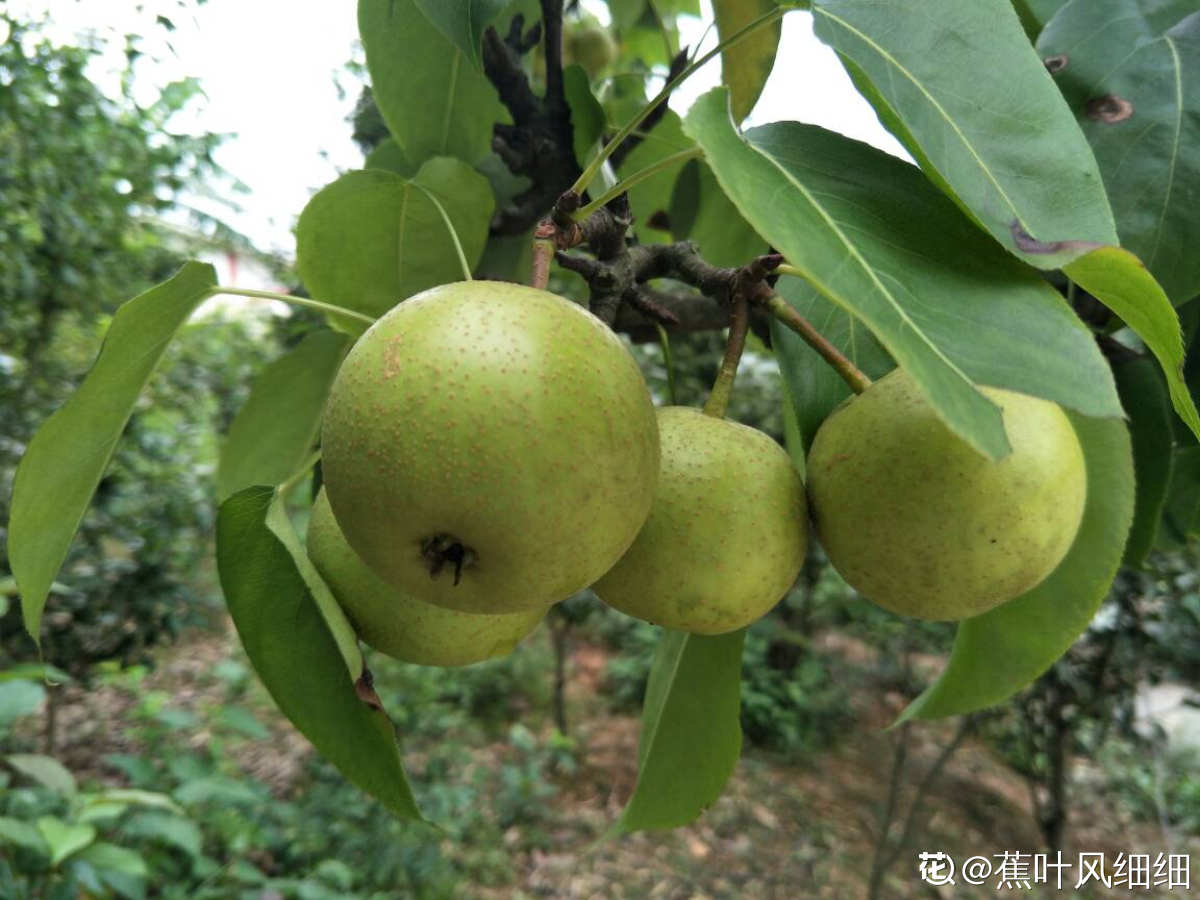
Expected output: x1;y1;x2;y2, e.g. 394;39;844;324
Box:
806;368;1087;622
306;489;543;667
593;406;808;635
320;280;660;614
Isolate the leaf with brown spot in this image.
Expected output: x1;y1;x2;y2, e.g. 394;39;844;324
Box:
1039;2;1200;304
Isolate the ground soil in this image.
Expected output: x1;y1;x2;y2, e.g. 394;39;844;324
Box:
37;623;1199;900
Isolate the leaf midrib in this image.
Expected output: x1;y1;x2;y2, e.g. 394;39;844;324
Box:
1147;35;1183;271
813;6;1029;236
749;139;978;397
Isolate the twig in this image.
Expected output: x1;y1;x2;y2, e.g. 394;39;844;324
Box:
762;293;871;394
703;287;748;418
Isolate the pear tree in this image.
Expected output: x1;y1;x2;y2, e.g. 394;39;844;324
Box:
7;0;1200;833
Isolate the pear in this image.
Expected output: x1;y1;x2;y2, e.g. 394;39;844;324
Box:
806;369;1087;621
593;406;808;635
307;489;543;666
320;280;660;614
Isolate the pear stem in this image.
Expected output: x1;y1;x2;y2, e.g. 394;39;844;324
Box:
703;290;749;418
531;220;555;290
763;292;872;394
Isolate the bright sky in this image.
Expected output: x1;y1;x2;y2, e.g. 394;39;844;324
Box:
7;0;903;256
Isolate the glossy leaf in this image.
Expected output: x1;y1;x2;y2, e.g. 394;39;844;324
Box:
217;330;348;501
615;629;745;832
770;279;892;452
685;91;1122;460
216;486;422;821
36;817;95;867
359;0;504;166
6;262;215;646
1039;4;1200;305
1114;357;1174;566
295;160;494;329
669;158;767;267
6;754;76;796
563;64;606;166
812;0;1118;270
1065;248;1200;441
620;110;695;244
901;413;1134;719
413;0;507;70
713;0;782;121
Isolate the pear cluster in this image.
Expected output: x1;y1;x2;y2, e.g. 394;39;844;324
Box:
310;280;809;667
310;280;1082;668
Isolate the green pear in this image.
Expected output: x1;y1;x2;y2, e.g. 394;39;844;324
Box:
307;489;544;666
806;369;1087;621
593;406;808;635
320;280;660;614
564;24;617;78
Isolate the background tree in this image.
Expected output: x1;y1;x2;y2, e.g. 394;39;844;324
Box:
0;13;275;730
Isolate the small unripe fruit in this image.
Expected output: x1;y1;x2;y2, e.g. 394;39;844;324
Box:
806;369;1087;621
306;489;543;666
321;280;660;614
564;24;617;78
593;407;808;635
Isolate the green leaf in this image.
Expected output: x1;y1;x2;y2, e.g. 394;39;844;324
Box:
618;110;694;244
1010;0;1069;39
608;0;647;29
1038;5;1200;305
669;158;767;267
6;262;216;645
1065;247;1200;440
263;490;364;682
413;0;507;70
6;754;77;797
74;842;148;878
684;91;1123;460
1114;357;1174;566
1157;445;1200;548
770;280;893;453
901;412;1134;719
563;64;606;167
217;330;348;501
36;817;95;867
120;811;203;858
812;0;1118;270
364;138;417;176
87;788;182;815
75;803;129;825
296;161;494;330
0;817;48;855
713;0;782;121
359;0;504;166
216;486;422;821
615;629;745;833
0;679;45;728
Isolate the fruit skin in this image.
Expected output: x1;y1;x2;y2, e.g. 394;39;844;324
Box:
593;407;808;635
306;489;543;667
321;280;660;614
564;24;617;78
806;368;1087;622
